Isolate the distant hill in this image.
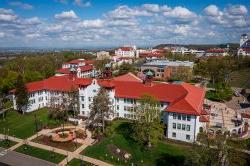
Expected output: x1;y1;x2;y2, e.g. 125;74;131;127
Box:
154;43;239;51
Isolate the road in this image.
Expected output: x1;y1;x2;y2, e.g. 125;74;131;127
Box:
0;147;55;166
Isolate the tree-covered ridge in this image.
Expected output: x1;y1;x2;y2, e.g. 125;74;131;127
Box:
0;52;94;94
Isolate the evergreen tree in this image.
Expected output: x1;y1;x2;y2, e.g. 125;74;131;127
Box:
15;74;29;114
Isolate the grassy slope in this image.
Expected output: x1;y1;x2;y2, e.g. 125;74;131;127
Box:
0;108;60;139
15;145;66;164
83;120;189;166
229;68;250;88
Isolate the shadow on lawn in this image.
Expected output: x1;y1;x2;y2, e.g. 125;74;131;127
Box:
114;121;134;140
155;153;185;166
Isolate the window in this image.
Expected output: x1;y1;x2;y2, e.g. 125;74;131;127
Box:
173;113;176;119
177;124;181;129
161;103;164;107
88;97;91;102
187;125;191;131
178;114;181;120
182;115;186;121
124;106;127;111
173;123;176;129
116;98;119;102
187;115;191;121
81;96;84;101
186;135;190;140
82;104;84;108
82;111;85;115
93;89;96;93
172;132;176;138
182;124;186;130
117;105;119;110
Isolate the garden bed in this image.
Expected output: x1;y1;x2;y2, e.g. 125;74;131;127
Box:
32;135;82;152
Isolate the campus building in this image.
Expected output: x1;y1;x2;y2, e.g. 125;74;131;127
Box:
56;59;98;78
115;46;139;58
136;60;194;80
11;70;207;142
238;34;250;56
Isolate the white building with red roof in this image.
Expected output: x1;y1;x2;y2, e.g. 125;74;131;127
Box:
11;72;207;142
205;48;228;57
56;59;98;78
115;46;139;58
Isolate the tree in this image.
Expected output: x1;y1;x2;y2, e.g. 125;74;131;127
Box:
186;132;247;166
15;74;29;114
132;94;164;148
170;66;193;82
117;62;135;75
48;108;68;133
89;87;112;133
94;58;110;74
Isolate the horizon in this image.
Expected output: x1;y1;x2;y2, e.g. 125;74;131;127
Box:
0;0;249;47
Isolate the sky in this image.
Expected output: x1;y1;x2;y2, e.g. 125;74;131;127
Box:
0;0;249;48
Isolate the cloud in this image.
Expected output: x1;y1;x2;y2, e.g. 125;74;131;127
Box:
0;8;17;22
74;0;91;7
23;17;42;25
0;32;5;38
164;6;197;19
55;10;78;20
77;19;104;28
204;5;221;16
9;1;33;10
226;5;248;15
203;4;249;28
106;5;152;19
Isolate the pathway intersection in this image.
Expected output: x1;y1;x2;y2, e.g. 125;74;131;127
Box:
0;125;112;166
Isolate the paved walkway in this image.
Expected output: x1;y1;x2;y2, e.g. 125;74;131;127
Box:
0;126;112;166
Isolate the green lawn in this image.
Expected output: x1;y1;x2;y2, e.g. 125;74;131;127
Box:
0;108;61;139
229;68;250;88
15;145;66;164
0;139;17;148
82;120;190;166
68;158;93;166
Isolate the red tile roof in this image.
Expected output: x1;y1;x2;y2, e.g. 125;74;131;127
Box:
113;73;142;82
167;83;205;115
116;47;133;51
11;75;78;93
114;81;186;103
79;65;93;72
206;49;226;53
56;68;71;74
199;115;209;122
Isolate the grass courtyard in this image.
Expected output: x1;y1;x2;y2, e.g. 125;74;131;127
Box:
68;158;93;166
229;68;250;88
15;144;66;164
0;139;17;149
82;120;190;166
0;108;61;139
